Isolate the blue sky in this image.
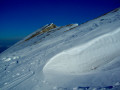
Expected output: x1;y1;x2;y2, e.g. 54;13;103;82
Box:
0;0;120;40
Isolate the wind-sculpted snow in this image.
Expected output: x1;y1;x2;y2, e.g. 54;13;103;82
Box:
0;8;120;90
43;27;120;75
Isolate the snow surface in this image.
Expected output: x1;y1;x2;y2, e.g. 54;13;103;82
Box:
0;8;120;90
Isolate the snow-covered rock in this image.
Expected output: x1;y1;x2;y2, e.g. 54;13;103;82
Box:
0;8;120;90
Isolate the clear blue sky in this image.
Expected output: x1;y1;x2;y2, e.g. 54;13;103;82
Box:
0;0;120;40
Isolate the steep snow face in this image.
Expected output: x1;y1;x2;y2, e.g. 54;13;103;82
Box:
43;27;120;75
0;8;120;90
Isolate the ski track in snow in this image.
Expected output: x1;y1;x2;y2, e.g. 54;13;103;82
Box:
1;71;34;90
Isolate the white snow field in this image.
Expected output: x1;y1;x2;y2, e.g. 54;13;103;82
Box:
0;8;120;90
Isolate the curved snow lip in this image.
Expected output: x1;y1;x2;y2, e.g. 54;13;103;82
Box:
43;27;120;76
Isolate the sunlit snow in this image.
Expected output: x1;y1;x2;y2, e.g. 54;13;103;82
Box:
0;8;120;90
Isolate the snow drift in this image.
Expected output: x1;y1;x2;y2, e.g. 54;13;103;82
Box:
43;27;120;75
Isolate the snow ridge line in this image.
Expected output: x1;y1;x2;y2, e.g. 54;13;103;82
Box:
64;27;120;55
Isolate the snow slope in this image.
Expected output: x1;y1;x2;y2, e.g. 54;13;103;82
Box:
0;8;120;90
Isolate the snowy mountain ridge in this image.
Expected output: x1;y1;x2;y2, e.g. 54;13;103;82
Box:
0;7;120;90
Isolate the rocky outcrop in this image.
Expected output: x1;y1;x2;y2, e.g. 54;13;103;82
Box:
25;23;57;41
